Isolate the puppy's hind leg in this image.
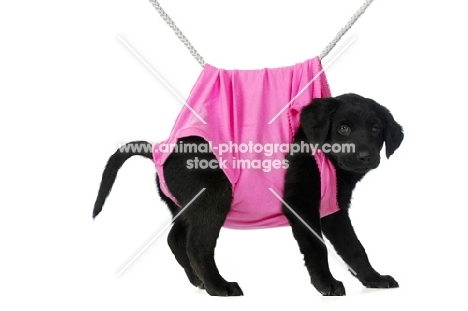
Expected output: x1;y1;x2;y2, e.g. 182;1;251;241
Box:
163;137;243;297
156;176;204;289
183;186;243;296
168;219;205;289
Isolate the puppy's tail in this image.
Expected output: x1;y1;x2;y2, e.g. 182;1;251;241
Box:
93;141;153;219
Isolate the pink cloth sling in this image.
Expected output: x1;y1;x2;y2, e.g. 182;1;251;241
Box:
153;57;339;229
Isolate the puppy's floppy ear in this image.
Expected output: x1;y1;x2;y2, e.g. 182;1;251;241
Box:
382;107;404;159
300;97;339;146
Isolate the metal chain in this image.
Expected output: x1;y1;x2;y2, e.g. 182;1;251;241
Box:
148;0;205;67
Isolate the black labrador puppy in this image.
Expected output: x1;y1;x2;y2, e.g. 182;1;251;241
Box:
93;93;404;296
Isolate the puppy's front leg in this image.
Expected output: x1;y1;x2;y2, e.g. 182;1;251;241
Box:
321;210;399;288
283;152;345;296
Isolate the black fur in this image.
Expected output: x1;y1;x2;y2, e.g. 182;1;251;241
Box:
93;141;152;218
93;93;403;296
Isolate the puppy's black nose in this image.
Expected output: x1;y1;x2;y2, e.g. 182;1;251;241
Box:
357;151;372;164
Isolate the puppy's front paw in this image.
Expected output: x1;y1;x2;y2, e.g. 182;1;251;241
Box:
314;278;346;296
362;274;399;289
205;281;244;297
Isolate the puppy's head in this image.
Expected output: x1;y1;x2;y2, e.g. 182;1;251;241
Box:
300;93;404;174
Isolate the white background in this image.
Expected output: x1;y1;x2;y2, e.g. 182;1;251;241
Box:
1;0;467;309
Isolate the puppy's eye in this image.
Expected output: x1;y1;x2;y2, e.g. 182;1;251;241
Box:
338;125;351;136
371;125;380;133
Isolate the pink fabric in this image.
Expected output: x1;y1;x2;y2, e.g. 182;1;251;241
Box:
153;57;339;229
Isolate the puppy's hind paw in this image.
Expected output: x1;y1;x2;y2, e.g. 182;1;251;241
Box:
185;269;205;289
315;279;346;296
205;281;244;297
362;274;399;289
